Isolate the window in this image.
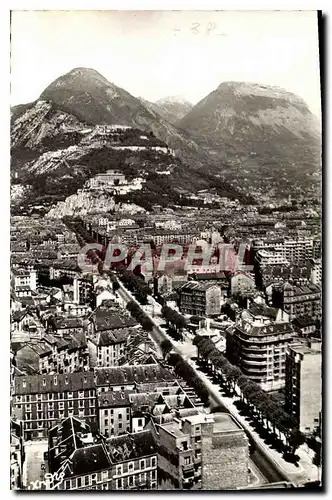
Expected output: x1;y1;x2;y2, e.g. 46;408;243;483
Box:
77;478;82;488
78;391;84;398
151;470;157;480
128;476;134;487
138;418;143;426
59;402;64;410
59;410;65;419
118;422;122;430
139;473;146;484
84;476;89;486
68;392;73;399
140;459;146;470
128;462;134;473
105;419;108;426
104;409;108;416
116;465;122;476
151;482;157;489
91;474;97;485
119;414;122;420
151;457;156;468
117;478;123;489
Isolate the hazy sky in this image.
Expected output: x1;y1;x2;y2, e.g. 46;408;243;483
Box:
10;10;321;116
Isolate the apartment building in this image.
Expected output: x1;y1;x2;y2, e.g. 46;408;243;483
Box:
179;281;223;317
253;237;314;264
95;364;176;394
255;249;289;268
12;268;37;292
226;319;298;391
88;329;128;368
148;413;249;490
12;372;96;440
49;418;158;491
309;258;322;285
97;391;131;437
272;281;321;320
147;231;197;246
285;339;322;434
14;333;90;375
230;272;256;297
50;317;84;337
106;432;158;490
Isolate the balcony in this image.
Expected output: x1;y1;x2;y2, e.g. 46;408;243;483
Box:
182;463;194;473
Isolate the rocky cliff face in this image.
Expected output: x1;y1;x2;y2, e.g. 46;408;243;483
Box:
46;189;145;219
141;96;193;125
178;81;321;195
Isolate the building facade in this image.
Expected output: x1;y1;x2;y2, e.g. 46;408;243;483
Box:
12;372;97;439
226;319;297;391
179;282;222;317
285;339;322;434
148;413;249;490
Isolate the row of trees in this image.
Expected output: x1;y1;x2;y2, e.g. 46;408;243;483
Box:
193;335;305;456
126;300;154;332
168;352;210;405
160;305;187;341
118;267;151;304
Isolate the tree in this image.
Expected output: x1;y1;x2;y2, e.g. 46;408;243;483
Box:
161;339;173;358
287;429;305;455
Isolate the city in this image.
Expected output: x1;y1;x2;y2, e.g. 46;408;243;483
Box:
10;9;322;492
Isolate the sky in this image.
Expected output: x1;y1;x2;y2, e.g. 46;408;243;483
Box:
10;10;321;116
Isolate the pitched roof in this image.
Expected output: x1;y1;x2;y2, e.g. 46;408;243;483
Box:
63;444;111;477
94;313;138;332
95;364;175;387
106;431;156;463
13;371;95;395
54;317;83;330
98;329;128;347
97;391;131;408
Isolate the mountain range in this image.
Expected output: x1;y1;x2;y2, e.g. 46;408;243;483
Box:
11;68;321;214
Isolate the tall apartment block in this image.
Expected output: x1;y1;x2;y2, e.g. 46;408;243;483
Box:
285;339;322;434
148;412;249;490
226;319;297;391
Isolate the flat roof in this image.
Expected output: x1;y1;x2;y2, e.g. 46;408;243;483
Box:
212;413;243;433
